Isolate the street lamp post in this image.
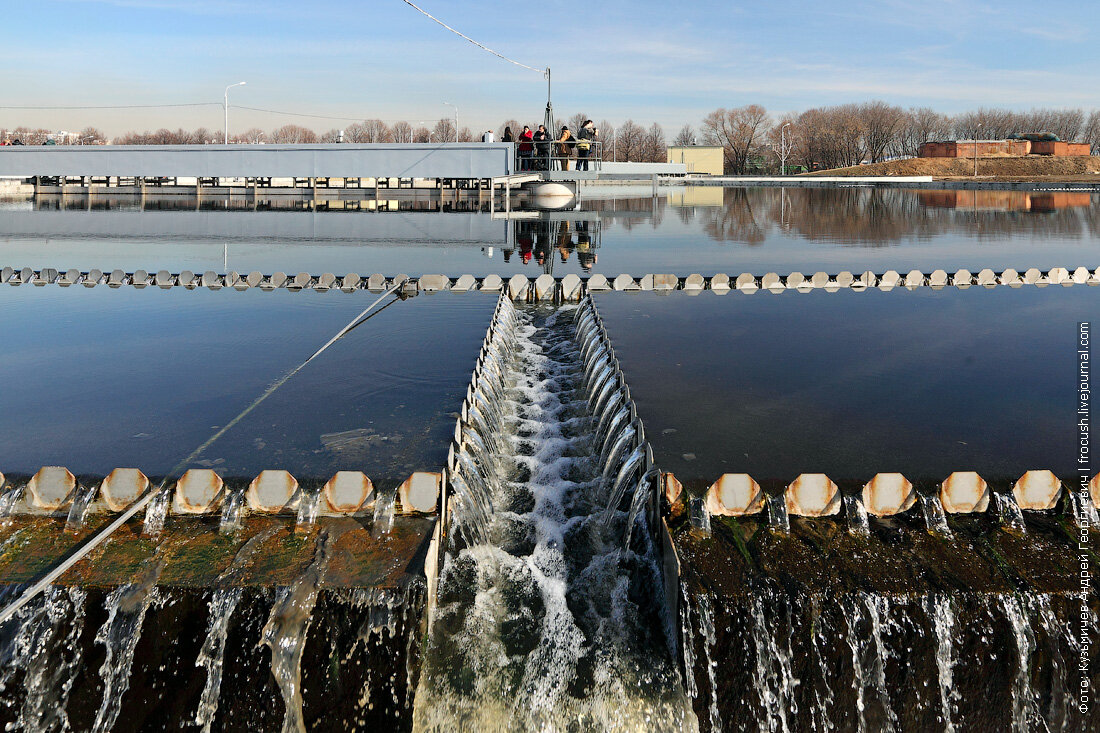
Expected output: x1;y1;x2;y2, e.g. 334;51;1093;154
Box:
443;102;458;142
224;82;246;145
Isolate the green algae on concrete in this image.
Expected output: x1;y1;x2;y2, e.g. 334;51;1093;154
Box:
0;515;435;590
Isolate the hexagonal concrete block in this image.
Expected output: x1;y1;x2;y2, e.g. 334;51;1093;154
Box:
341;273;361;292
999;269;1021;287
684;274;706;292
977;268;997;288
61;268;82;286
247;470;299;513
1023;268;1042;285
323;471;374;514
533;274;556;300
940;472;989;513
736;273;758;293
267;272;288;289
291;272;312;290
856;270;877;289
761;273;783;293
904;269;925;289
480;274;504;292
785;474;840;517
246;271;265;287
613;274;639;291
452;274;477;292
560;274;583;301
27;466;76;511
173;469;225;514
399;472;440;514
508;273;530;300
862;473;916;517
662;472;683;506
1072;267;1091;285
366;273;388;292
100;468;149;512
587;274;611;292
202;271;222;289
786;272;806;290
879;270;901;291
706;474;764;516
929;270;949;289
1092;474;1100;505
419;274;450;293
1048;267;1070;286
1012;470;1062;511
953;269;973;289
710;274;731;293
810;272;830;289
835;271;855;289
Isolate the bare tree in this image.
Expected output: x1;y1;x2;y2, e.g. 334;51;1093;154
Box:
1083;110;1100;154
240;127;267;144
597;120;615;160
640;123;667;162
270;124;317;143
567;113;588;134
673;124;696;147
319;128;343;143
432;118;456;142
701;105;771;174
391;121;413;143
412;126;432;143
859;101;906;162
457;126;475;142
615;120;645;162
78;126;106;144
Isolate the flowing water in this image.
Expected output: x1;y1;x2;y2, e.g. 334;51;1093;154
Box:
92;557;165;732
260;529;333;733
415;298;695;731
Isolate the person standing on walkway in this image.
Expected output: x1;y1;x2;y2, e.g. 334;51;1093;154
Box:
502;126;514;143
576;120;597;171
518;125;535;171
557;126;576;171
533;125;551;171
482;129;496;143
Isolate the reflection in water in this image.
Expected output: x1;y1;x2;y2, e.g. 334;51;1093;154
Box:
505;216;602;273
643;187;1100;244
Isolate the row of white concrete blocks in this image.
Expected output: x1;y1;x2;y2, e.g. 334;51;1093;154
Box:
0;466;441;517
670;469;1097;518
5;266;1098;297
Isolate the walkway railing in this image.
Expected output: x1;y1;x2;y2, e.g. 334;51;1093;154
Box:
514;139;603;172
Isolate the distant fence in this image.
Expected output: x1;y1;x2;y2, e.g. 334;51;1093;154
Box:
0;143;515;179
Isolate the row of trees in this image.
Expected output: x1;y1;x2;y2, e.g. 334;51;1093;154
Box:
693;103;1100;174
7;103;1099;173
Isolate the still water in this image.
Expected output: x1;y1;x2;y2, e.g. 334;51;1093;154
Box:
0;185;1095;487
0;285;493;485
1;186;1097;276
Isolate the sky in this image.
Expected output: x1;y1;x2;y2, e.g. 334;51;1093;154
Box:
1;0;1097;136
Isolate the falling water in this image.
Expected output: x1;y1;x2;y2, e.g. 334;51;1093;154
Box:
64;482;98;532
219;486;246;535
260;529;333;733
689;497;711;535
92;556;165;732
17;587;86;733
766;493;790;533
0;483;24;525
141;487;170;537
993;491;1027;533
697;594;723;733
862;594;898;732
371;489;396;537
195;525;283;731
195;588;243;733
751;592;796;733
295;485;323;530
918;494;952;536
1069;487;1100;526
1032;594;1072;728
843;494;870;536
1000;595;1043;732
415;299;695;730
927;595;958;732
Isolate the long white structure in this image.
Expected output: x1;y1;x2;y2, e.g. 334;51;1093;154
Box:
0;143;515;179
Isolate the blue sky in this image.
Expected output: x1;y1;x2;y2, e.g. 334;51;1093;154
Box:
1;0;1096;135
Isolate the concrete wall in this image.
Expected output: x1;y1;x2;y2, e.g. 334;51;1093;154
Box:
919;140;1032;158
1030;141;1092;156
0;143;514;178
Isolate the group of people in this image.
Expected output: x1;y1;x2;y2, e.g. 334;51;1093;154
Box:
486;120;599;171
505;220;597;270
